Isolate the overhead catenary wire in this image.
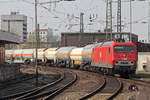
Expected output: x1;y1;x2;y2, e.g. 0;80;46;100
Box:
20;0;149;33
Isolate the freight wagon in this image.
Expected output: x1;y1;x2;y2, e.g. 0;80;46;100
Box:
5;41;137;77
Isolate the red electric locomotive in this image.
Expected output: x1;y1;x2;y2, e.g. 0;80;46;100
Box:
91;41;137;77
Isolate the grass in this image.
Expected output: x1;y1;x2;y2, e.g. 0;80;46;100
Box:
136;71;150;75
132;71;150;79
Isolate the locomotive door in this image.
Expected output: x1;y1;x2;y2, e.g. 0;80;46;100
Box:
106;47;109;68
105;47;110;68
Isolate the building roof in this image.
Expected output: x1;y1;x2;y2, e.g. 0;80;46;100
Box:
0;30;20;44
40;29;48;31
61;32;138;36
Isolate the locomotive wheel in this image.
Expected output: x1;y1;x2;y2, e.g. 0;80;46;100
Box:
100;68;104;75
104;68;109;75
108;68;113;75
75;65;79;69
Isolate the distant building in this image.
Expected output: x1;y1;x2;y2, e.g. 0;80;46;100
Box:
138;39;147;43
61;32;138;47
27;28;60;48
27;28;53;43
1;12;27;42
39;28;51;42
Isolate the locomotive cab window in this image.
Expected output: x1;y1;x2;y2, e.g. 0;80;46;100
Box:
114;46;134;53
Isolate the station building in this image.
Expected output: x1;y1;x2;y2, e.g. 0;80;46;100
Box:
0;30;20;81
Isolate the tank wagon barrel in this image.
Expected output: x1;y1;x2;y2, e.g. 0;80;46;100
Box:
55;47;76;67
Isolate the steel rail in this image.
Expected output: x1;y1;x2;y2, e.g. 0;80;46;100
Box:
0;70;64;100
43;72;77;100
18;72;76;100
106;78;123;100
79;76;106;100
0;74;35;89
16;72;65;100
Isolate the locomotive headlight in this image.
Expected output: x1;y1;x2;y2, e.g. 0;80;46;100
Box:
130;61;134;65
131;61;134;64
115;61;119;64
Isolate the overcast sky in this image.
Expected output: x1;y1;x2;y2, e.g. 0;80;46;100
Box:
0;0;149;40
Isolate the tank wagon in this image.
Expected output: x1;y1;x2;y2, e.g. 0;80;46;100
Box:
55;47;76;67
5;41;137;76
70;48;83;68
37;48;47;64
5;49;46;64
44;48;58;65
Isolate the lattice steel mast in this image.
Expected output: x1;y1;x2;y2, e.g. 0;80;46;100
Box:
106;0;112;40
117;0;121;33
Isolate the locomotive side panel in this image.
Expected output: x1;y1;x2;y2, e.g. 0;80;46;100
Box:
92;46;113;68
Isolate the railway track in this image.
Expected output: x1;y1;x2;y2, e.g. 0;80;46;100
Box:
78;76;122;100
0;74;35;90
79;76;106;100
0;74;61;100
2;66;150;100
16;71;77;100
52;68;106;100
0;67;62;100
105;77;123;100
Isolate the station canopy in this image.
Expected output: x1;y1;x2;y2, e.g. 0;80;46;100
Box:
0;30;20;44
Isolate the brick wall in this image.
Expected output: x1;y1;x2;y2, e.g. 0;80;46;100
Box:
61;33;138;47
61;33;106;47
0;64;20;82
0;44;5;64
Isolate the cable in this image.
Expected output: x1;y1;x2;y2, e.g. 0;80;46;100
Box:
21;0;34;4
0;0;20;3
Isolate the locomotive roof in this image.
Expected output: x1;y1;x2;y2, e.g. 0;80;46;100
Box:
84;41;113;48
98;41;113;47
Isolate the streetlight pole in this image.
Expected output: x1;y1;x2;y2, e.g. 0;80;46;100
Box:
35;0;38;86
130;0;132;42
29;17;34;48
148;2;150;43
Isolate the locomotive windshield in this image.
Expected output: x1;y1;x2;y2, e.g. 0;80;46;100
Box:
114;46;134;53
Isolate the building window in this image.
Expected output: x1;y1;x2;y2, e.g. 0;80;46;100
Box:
93;36;97;42
23;32;27;34
23;24;27;27
23;28;27;31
